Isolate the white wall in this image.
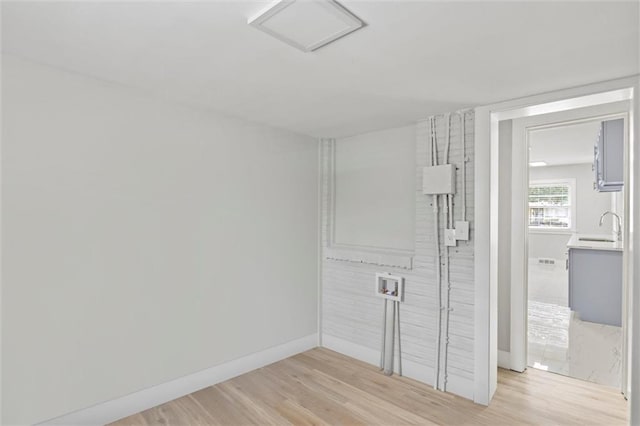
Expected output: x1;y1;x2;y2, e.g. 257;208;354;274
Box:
1;55;319;425
321;113;476;399
528;163;614;261
334;126;416;251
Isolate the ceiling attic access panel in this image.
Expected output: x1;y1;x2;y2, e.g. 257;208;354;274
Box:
248;0;365;52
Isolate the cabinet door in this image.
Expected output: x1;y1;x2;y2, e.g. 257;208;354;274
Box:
568;248;622;326
595;118;624;192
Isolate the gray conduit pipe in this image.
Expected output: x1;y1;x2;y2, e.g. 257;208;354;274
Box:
442;113;453;392
431;116;443;390
460;111;467;221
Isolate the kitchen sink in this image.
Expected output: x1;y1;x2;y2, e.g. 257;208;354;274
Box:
579;237;615;243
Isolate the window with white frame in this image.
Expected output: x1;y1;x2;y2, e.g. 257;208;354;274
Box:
528;179;575;231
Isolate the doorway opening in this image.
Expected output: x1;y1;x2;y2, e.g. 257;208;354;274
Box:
474;77;638;419
525;114;626;390
500;95;632;403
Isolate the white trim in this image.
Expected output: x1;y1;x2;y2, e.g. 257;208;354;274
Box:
475;75;639;411
323;138;414;269
317;139;324;347
39;334;318;425
496;88;633;121
321;334;474;401
623;95;634;402
509;116;530;373
322;334;380;366
473;106;493;405
497;350;511;370
325;247;413;269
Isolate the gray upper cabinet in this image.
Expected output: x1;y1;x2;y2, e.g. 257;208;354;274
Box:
594;118;624;192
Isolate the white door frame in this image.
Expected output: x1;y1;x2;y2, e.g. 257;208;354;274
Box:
509;104;631;381
473;75;639;417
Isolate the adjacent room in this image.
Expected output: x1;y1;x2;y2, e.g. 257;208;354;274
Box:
2;1;639;425
527;117;625;389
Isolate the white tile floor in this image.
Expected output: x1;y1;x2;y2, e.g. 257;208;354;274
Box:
527;261;622;389
528;261;568;306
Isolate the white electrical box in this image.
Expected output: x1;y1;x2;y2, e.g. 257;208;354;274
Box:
444;229;456;246
455;220;470;241
422;164;456;195
375;272;404;302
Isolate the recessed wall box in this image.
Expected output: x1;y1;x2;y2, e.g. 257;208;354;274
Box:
375;272;404;302
422;164;456;195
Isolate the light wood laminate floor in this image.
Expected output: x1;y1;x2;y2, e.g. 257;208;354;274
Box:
111;347;627;425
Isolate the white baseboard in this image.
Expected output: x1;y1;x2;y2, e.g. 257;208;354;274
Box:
498;350;511;369
40;333;318;425
322;334;474;401
322;333;380;366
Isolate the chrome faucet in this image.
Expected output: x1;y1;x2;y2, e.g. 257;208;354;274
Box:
599;211;622;242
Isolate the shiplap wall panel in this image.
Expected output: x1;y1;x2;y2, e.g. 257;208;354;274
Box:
321;112;475;399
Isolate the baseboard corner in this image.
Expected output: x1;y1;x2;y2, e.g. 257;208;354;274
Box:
498;350;511;370
40;333;318;425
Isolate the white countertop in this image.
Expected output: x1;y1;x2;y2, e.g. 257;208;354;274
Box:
566;234;623;252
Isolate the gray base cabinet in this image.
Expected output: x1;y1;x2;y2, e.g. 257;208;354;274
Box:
568;248;622;327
